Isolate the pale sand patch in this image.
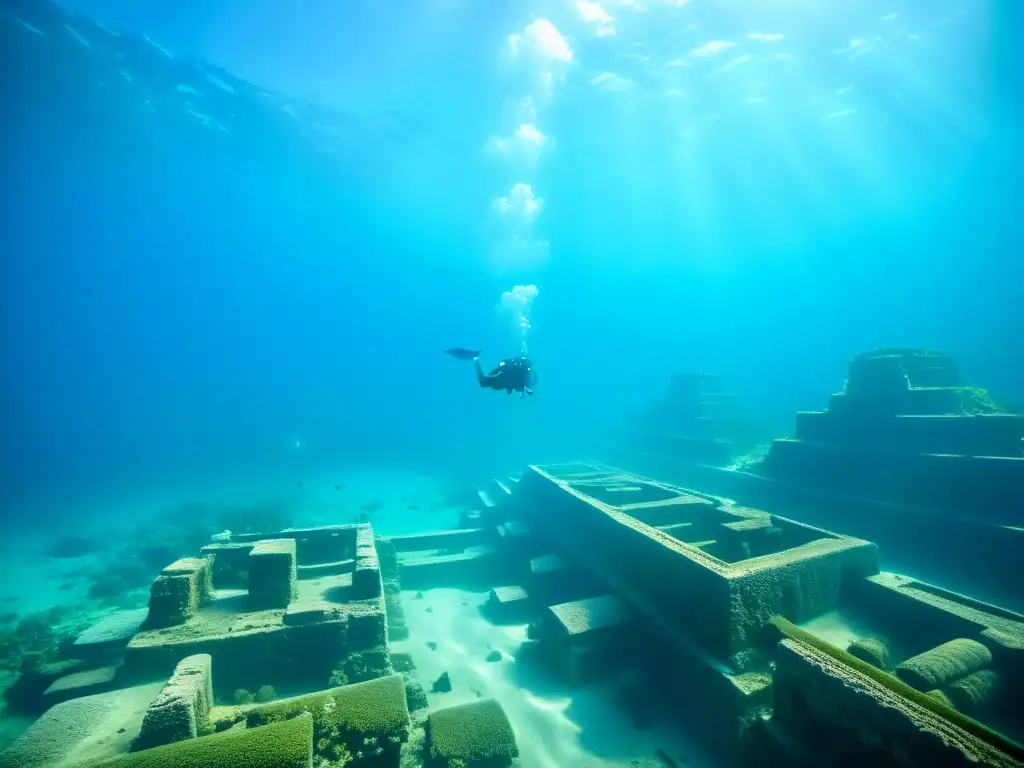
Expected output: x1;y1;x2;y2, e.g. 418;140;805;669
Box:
394;588;710;768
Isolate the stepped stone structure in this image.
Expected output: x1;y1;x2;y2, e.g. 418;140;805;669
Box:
632;373;767;467
762;349;1024;522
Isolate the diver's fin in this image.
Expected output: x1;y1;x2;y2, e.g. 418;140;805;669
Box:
445;348;482;361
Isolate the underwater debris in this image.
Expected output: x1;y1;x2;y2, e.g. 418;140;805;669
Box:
431;672;452;693
426;641;437;651
485;650;502;662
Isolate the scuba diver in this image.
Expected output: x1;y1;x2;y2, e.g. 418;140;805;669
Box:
445;348;537;398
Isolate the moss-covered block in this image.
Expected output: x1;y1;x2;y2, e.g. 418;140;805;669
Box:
942;669;1003;714
147;558;212;628
347;597;388;650
246;673;410;763
71;608;151;663
769;616;1024;765
353;526;383;599
895;639;993;691
847;638;890;670
91;711;314;768
427;698;518;768
134;654;213;750
248;539;297;610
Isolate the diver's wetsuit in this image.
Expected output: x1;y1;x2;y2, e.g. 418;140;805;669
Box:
474;357;537;398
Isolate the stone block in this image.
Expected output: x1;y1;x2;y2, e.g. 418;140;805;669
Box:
484;586;532;624
346;597;387;650
352;526;382;599
246;674;409;764
133;654;213;750
42;665;120;708
248;539;297;610
83;712;314;768
773;636;1019;767
428;698;518;768
71;608;150;663
147;558;213;628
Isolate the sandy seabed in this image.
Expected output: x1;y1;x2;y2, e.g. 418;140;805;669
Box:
394;587;710;768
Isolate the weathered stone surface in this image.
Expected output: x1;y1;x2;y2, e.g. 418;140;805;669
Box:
72;608;150;662
774;638;1018;767
134;654;213;750
352;525;382;599
147;558;213;628
248;539;297;610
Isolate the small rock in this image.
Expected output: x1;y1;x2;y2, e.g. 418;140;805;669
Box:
414;592;425;600
425;606;433;614
486;650;502;663
426;641;437;651
431;672;452;694
254;684;275;703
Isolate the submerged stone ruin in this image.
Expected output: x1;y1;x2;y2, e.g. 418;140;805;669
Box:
763;348;1023;517
4;463;1022;767
603;348;1024;614
627;373;768;467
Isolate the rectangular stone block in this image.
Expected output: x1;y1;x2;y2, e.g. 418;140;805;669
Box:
544;595;633;684
388;528;489;553
248;539;297;610
352;526;382;600
399;545;507;590
133;653;213;750
42;665;120;708
71;608;149;663
346;598;387;650
484;586;532;624
147;558;212;628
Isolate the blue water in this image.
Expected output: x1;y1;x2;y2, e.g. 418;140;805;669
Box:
2;0;1022;529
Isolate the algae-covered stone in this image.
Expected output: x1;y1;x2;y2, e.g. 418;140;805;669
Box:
428;698;518;768
147;558;213;628
248;539;297;610
246;673;410;761
346;599;388;650
847;637;890;670
90;711;313;768
353;526;382;599
405;678;428;711
944;669;1002;714
134;654;213;750
895;638;992;691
